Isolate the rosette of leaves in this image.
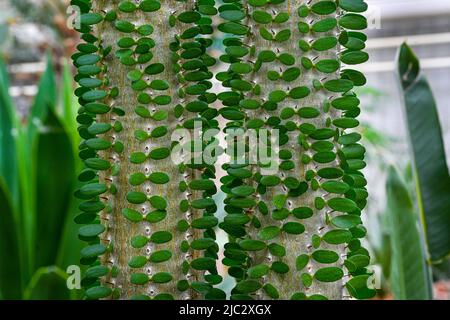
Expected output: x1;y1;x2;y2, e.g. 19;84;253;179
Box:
72;0;223;300
217;0;375;300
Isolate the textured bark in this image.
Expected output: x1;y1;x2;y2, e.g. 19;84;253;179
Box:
75;0;371;301
218;0;371;300
246;0;343;300
84;0;211;299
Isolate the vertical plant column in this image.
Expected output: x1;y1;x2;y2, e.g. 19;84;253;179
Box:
72;0;223;300
218;0;375;299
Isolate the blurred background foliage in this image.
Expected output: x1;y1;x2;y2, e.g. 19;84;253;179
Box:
0;0;449;299
0;56;82;299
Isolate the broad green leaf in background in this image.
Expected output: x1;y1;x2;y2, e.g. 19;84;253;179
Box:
0;59;29;287
386;167;432;300
0;178;22;299
0;59;18;205
59;60;79;151
0;57;82;299
55;61;83;276
19;55;57;273
396;43;450;262
371;212;392;282
34;110;75;268
15;126;34;280
23;267;70;300
28;54;57;142
55;196;84;298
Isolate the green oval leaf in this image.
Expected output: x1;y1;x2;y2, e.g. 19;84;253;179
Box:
123;208;143;222
139;0;161;12
150;231;172;244
314;267;344;282
146;210;167;223
191;216;218;229
79;224;105;238
218;22;249;35
316;59;340;73
339;14;368;30
312;250;339;264
339;0;368;13
235;280;262;293
312;36;338;51
341;51;369;65
252;10;272;24
131;273;149;285
178;11;201;23
311;1;337;15
152;272;172;283
282;222;305;235
239;239;266;251
126;192;147;204
148;172;169;184
248;264;270;278
191;257;216;270
80;13;103;25
258;226;281;240
128;256;148;268
323;230;352;244
85;286;112;299
292;207;314;219
296;254;309;271
324;79;354;92
114;20;135;33
328;197;358;212
321;181;350;194
150;250;172;263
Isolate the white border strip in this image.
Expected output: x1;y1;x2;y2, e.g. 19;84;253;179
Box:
367;32;450;50
368;0;450;19
9;85;38;97
8;62;46;74
352;57;450;73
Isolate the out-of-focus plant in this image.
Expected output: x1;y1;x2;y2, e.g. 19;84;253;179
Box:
0;56;82;299
370;43;450;300
396;43;450;264
352;43;450;300
385;166;433;300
